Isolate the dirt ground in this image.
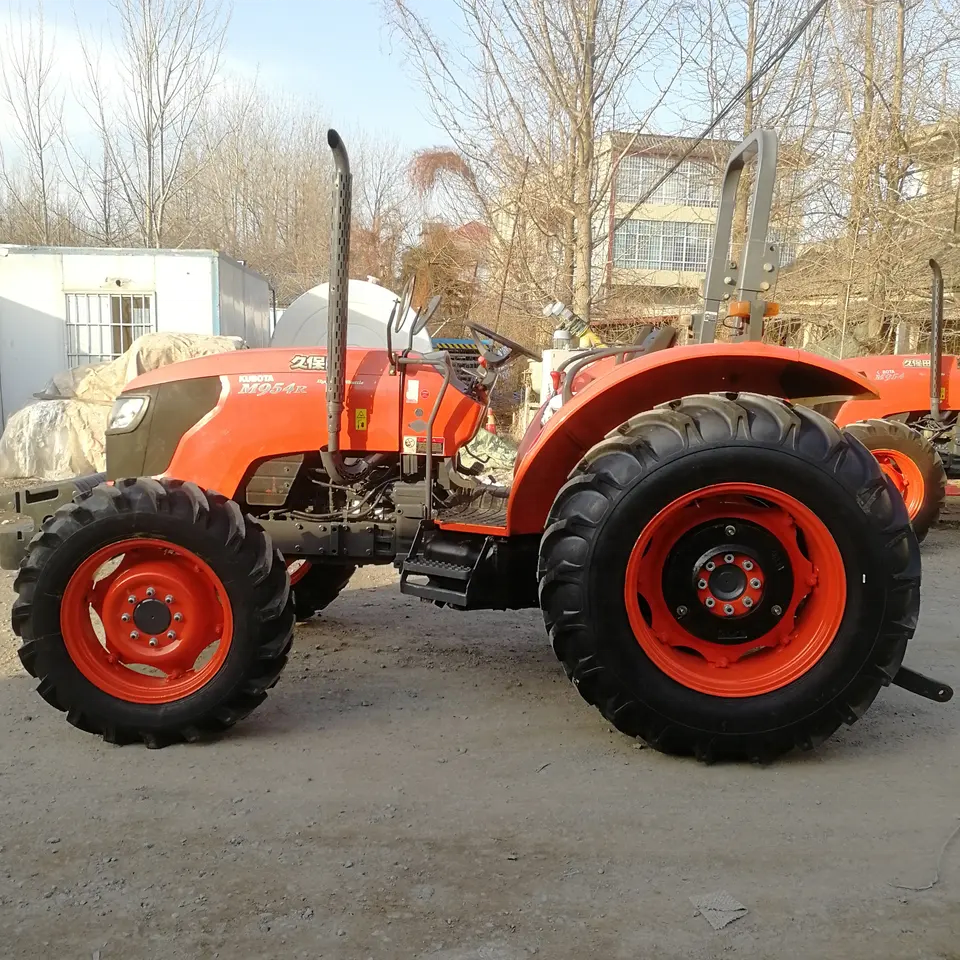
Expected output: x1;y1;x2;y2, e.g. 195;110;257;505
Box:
1;520;959;959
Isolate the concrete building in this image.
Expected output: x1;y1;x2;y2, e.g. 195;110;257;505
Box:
595;132;799;339
0;246;270;425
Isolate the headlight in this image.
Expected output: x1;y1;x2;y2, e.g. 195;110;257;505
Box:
107;395;149;432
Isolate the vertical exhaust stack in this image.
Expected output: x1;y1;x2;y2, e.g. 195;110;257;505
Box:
321;129;363;484
930;259;944;422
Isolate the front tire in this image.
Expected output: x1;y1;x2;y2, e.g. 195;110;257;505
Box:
539;393;920;762
843;418;946;541
12;478;295;747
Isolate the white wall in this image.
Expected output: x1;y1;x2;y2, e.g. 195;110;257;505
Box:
153;254;215;335
0;247;272;426
217;255;270;347
0;251;68;425
0;248;219;426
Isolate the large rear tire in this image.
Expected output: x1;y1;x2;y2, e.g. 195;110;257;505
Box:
539;393;920;762
843;418;946;542
12;478;295;747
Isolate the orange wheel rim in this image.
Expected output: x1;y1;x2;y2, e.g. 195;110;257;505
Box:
872;448;925;519
623;483;846;698
286;558;312;586
60;538;234;704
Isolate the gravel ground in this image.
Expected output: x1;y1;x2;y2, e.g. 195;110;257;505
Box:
1;516;959;959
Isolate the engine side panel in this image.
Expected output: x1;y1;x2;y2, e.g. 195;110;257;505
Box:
834;354;960;425
116;348;399;497
115;347;486;500
508;343;877;535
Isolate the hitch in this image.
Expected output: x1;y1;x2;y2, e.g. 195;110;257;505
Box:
892;665;953;703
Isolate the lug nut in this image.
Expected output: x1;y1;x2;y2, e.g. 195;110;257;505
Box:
173;612;183;622
723;604;735;616
675;605;688;618
723;553;735;564
165;595;174;604
750;577;762;589
166;631;176;640
130;630;140;640
148;638;158;647
725;525;736;536
743;597;754;608
121;613;131;622
697;578;708;590
127;595;136;604
705;597;716;608
146;587;156;597
705;561;716;571
742;560;754;571
771;604;783;616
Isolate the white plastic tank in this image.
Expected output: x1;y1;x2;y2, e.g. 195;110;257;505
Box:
271;278;433;352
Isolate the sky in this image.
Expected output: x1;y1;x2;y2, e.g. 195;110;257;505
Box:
0;0;453;150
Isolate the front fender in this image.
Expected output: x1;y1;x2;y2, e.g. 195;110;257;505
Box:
507;343;876;535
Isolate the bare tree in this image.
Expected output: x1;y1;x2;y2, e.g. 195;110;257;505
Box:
80;0;229;247
0;0;64;243
388;0;679;326
351;131;420;286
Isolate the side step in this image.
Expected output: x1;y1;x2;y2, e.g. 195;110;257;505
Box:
399;527;490;608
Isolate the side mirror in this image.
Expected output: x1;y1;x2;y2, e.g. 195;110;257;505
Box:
395;276;415;332
412;295;441;335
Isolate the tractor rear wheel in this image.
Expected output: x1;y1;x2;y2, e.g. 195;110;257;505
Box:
539;393;920;762
12;478;294;747
843;418;946;541
286;559;356;621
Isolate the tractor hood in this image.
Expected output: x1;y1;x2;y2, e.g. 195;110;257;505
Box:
123;347;315;391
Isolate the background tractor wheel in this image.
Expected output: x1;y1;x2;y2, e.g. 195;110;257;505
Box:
843;418;946;541
286;559;356;621
539;393;919;763
12;478;295;747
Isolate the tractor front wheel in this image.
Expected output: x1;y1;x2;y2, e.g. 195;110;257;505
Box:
843;418;946;541
539;393;920;762
12;478;294;747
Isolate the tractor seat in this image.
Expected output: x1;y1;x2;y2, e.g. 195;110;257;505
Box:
639;325;678;354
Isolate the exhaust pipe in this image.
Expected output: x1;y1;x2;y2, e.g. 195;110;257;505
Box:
321;129;365;485
930;259;944;422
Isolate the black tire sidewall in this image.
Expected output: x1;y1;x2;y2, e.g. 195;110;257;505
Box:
845;420;945;538
30;509;273;733
292;563;355;620
585;443;890;737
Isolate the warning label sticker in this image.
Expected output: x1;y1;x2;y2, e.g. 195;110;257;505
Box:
402;435;444;455
355;408;368;430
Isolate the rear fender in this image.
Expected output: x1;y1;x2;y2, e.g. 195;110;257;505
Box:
507;343;876;535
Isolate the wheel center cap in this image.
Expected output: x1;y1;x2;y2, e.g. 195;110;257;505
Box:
132;598;172;634
709;565;747;601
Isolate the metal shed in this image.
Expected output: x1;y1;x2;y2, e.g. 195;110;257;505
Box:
0;246;270;425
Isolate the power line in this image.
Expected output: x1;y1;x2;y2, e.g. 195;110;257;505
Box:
613;0;831;231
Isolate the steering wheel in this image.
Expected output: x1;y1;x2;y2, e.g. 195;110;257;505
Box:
467;322;540;365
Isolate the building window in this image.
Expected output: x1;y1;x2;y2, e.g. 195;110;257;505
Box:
613;220;714;272
616;155;718;207
65;293;156;367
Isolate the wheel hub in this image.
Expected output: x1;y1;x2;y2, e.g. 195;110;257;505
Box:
132;598;172;635
59;538;233;704
694;550;765;618
624;483;847;698
662;518;792;643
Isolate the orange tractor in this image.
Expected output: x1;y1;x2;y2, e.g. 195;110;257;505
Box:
819;261;954;541
1;130;950;761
